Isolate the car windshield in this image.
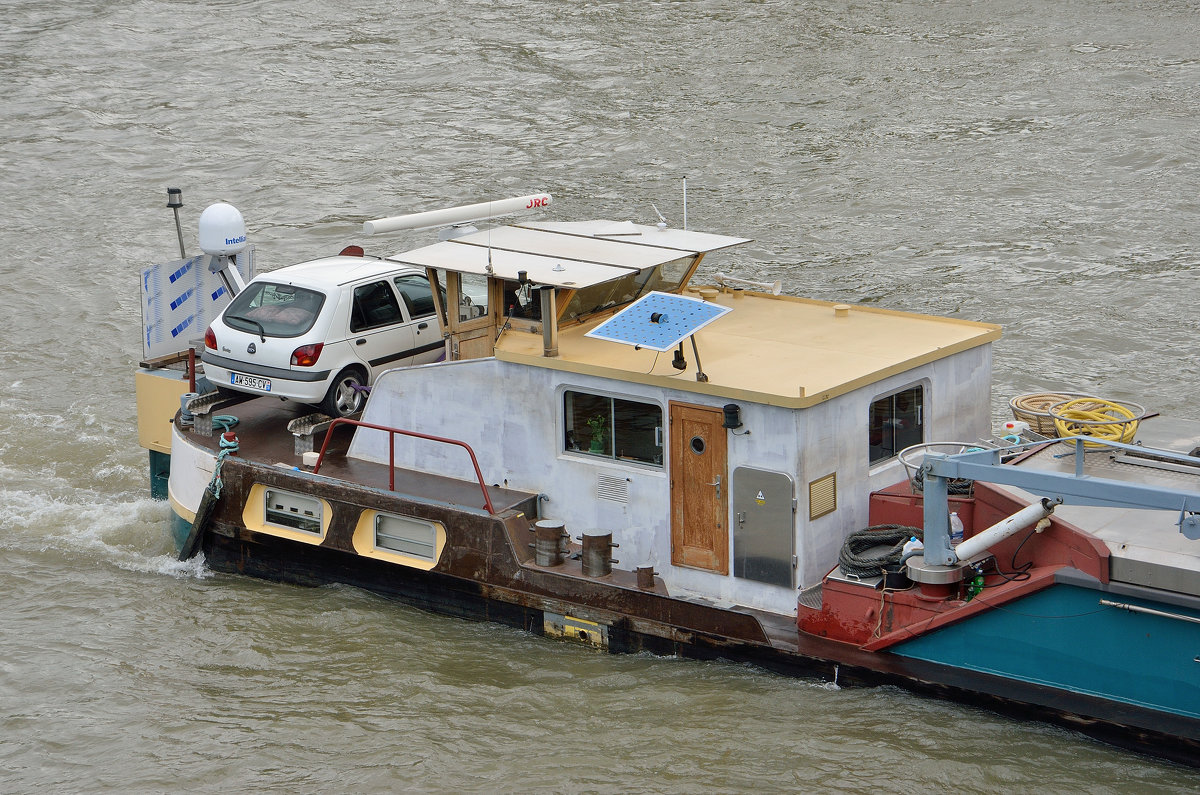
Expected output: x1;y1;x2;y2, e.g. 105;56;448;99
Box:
224;282;326;337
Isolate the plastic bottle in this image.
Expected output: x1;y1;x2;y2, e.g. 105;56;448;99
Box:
950;512;964;546
902;536;924;557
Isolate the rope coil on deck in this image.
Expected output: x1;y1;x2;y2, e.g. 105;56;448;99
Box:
1050;397;1144;447
838;524;922;578
908;468;974;495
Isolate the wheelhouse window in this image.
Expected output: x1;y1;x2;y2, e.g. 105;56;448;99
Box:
224;282;325;337
869;385;924;465
565;390;663;466
560;256;696;323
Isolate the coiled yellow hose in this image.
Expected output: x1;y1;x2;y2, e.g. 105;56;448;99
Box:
1050;397;1141;446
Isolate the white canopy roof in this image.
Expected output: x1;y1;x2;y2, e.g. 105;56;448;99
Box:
385;221;749;289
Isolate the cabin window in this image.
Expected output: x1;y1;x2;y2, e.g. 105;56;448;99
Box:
561;257;698;323
458;273;489;321
642;256;695;294
869;385;924;465
564;390;663;466
264;489;323;535
375;513;438;561
500;278;542;320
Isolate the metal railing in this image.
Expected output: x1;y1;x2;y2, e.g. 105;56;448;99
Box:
313;418;495;514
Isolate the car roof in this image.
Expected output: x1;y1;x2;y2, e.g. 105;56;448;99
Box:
252;256;423;290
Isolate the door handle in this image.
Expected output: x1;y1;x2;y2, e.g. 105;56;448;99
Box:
417;322;428;330
355;338;366;345
707;475;721;499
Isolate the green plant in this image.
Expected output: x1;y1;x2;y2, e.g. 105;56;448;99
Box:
586;414;607;451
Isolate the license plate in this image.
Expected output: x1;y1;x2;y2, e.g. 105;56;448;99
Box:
232;373;271;392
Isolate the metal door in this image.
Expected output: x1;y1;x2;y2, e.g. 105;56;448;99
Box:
733;467;795;588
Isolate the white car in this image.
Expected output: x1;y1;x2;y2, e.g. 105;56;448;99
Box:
202;255;449;417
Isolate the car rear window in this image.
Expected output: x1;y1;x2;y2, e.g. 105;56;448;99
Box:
224;282;326;337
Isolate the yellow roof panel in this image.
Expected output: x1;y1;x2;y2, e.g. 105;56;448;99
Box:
495;289;1000;408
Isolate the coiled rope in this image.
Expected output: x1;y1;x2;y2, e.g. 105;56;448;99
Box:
908;468;974;495
838;524;922;578
212;414;239;433
1050;397;1142;447
178;416;239;562
208;415;240;498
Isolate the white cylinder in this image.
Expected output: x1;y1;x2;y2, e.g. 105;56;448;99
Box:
954;500;1056;562
198;203;248;256
364;193;552;235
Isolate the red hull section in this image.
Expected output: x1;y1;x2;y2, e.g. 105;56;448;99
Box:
797;482;1110;649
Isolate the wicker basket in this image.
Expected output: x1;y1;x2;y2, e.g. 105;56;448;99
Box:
1009;392;1104;436
1049;398;1145;447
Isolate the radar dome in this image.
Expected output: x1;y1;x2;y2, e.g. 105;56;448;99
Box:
198;203;248;256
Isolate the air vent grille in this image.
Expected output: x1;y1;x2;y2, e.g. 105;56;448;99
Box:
597;472;630;503
809;473;837;520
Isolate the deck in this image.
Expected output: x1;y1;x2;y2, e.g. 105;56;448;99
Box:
182;392;538;515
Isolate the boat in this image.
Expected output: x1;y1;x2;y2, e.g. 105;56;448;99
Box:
135;190;1200;766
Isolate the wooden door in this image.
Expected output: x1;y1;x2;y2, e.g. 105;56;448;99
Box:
443;272;495;360
670;402;729;573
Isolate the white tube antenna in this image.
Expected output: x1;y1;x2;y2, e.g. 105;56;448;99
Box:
364;193;552;235
953;500;1057;564
682;177;688;231
714;271;782;295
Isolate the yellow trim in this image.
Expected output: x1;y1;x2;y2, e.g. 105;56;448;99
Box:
136;369;192;453
243;483;331;545
351;510;446;571
168;489;196;524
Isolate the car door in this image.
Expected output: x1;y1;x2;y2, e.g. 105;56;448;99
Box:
348;279;417;379
393;272;446;364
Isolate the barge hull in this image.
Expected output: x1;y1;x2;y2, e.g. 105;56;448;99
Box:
190;507;1200;768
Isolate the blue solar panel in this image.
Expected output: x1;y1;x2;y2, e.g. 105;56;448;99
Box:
585;291;732;351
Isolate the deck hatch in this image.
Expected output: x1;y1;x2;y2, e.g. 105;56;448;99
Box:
264;489;323;535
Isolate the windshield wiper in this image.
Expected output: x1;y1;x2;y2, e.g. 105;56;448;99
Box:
227;315;266;342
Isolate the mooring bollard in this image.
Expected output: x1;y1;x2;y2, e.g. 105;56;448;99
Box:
532;519;569;567
581;532;619;577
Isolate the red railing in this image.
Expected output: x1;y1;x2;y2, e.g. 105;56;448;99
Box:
312;418;495;514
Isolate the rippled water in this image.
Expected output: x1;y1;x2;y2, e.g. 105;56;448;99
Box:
3;1;1200;790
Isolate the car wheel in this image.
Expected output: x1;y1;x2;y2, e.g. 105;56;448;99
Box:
320;367;368;418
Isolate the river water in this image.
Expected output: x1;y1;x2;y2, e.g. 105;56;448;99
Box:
2;0;1200;791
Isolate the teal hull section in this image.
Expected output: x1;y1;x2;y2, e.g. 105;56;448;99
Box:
169;508;191;556
148;449;170;501
893;583;1200;720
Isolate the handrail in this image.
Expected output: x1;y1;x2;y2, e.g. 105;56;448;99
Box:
312;418;496;514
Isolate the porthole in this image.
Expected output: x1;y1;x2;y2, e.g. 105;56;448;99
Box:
690;435;706;455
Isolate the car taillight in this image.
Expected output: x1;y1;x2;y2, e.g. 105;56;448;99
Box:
291;343;323;367
204;326;217;350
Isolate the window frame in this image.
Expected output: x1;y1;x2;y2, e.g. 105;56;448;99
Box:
562;388;664;469
263;488;324;535
868;383;926;466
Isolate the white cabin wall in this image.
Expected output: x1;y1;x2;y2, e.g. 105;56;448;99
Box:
794;345;994;586
352;344;991;615
354;359;808;614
